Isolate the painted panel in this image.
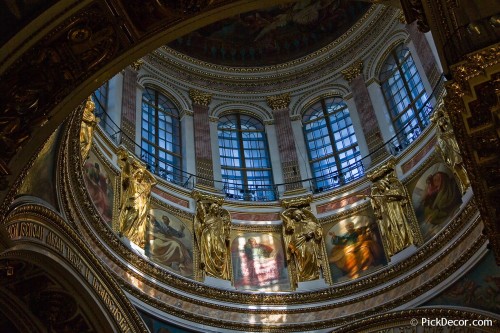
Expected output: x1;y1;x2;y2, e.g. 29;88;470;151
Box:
146;208;194;279
408;160;462;240
324;210;387;282
425;252;500;314
83;151;115;226
231;232;290;291
18;127;62;208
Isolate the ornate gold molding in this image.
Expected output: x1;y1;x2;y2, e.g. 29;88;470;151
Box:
189;89;212;106
130;59;143;71
341;60;364;82
266;93;291;110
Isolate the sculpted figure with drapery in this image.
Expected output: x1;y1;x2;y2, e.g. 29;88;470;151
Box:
117;148;156;248
281;206;323;289
79;97;98;164
431;105;470;195
367;161;419;258
194;194;232;281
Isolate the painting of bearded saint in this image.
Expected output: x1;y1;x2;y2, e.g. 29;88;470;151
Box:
326;215;386;281
83;152;114;225
146;209;194;278
231;233;289;291
411;163;462;240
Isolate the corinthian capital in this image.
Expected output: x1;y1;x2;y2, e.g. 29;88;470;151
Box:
341;60;364;83
189;89;212;107
266;93;290;110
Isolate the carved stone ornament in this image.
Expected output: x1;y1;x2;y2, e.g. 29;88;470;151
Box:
130;59;143;71
366;158;396;182
189;89;212;107
280;194;313;209
266;93;291;110
341;60;364;83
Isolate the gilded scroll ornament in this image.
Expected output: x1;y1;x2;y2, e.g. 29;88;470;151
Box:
189;89;212;107
367;161;416;257
79;97;99;164
117;148;157;248
341;60;364;83
281;207;323;289
431;105;470;194
266;93;291;110
194;198;231;280
130;59;143;71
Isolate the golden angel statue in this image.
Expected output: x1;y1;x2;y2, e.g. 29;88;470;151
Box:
281;207;323;288
194;200;232;280
368;173;415;257
431;107;470;194
80;97;99;163
117;148;156;248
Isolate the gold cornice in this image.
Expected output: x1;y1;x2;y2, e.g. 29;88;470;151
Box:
341;60;364;82
266;93;291;110
145;6;396;94
158;5;379;74
188;89;212;106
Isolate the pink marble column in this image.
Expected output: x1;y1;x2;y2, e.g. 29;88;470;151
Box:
406;21;440;86
342;61;389;165
189;89;214;188
120;66;139;151
267;93;304;193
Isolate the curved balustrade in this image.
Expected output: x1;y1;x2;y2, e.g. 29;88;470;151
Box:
92;74;445;201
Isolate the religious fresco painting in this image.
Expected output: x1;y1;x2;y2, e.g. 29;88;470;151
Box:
324;210;386;282
18;127;62;208
231;232;290;291
168;0;371;66
408;160;462;241
82;151;114;226
425;252;500;314
145;208;194;279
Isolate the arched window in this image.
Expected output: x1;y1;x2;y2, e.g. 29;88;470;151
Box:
303;97;362;192
141;87;182;183
91;81;109;118
218;114;275;201
380;44;430;152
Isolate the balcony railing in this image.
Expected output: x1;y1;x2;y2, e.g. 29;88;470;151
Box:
91;74;445;202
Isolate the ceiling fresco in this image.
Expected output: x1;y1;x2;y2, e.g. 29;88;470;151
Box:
167;0;371;67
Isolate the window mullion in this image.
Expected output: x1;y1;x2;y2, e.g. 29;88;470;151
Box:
322;99;344;183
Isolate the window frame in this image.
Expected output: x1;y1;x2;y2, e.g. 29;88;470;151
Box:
218;113;275;201
302;96;363;192
140;87;183;184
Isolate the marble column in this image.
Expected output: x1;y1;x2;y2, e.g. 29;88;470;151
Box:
180;109;195;187
342;60;389;167
120;62;141;152
189;89;214;188
405;21;440;86
266;93;305;194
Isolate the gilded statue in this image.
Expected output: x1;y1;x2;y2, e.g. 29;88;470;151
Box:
80;97;99;163
368;173;415;257
431;107;470;194
281;207;323;288
118;148;156;248
194;200;231;280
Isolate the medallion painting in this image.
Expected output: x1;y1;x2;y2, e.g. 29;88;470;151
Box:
325;211;386;282
231;232;289;291
83;151;114;226
168;0;371;66
409;161;462;240
146;208;194;278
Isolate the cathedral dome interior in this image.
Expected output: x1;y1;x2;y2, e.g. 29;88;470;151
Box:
0;1;499;333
